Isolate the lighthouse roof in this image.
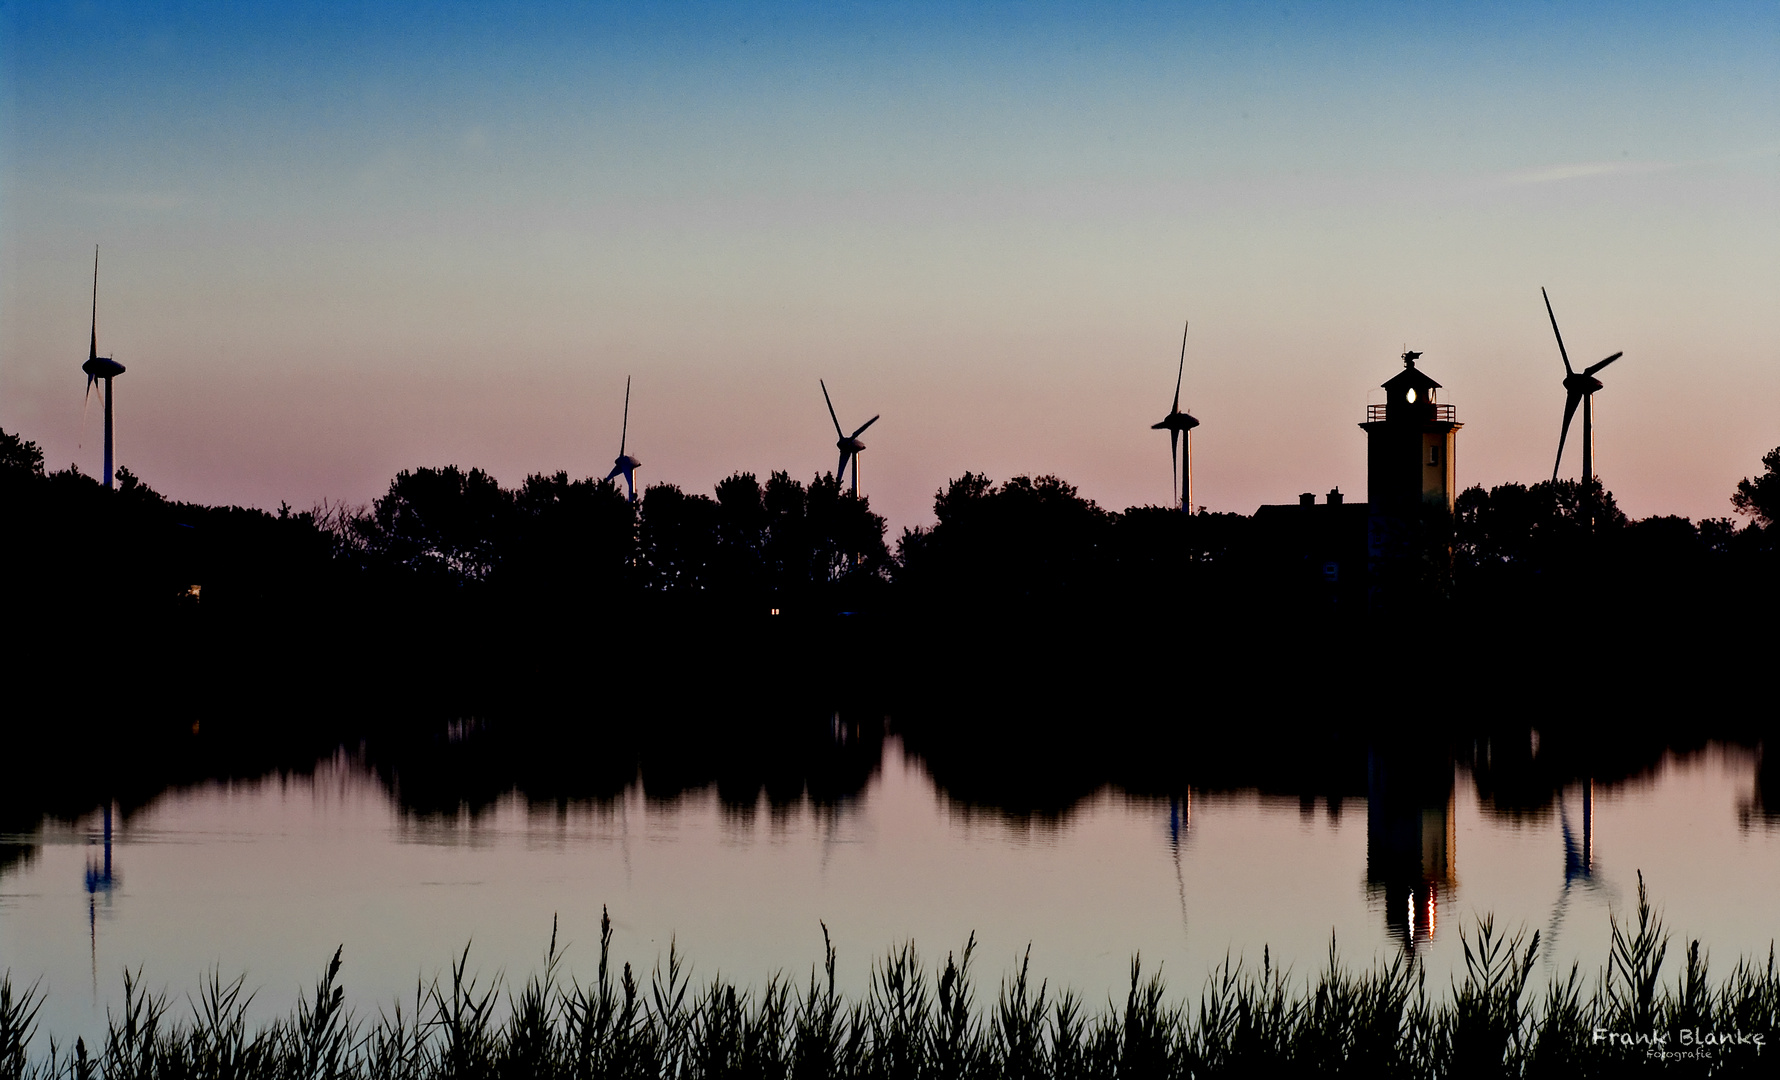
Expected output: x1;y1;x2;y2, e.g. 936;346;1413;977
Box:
1381;354;1441;393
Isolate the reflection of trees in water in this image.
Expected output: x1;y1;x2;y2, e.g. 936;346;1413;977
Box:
6;724;1766;817
365;708;888;822
1737;744;1780;831
2;682;1770;912
0;841;35;878
0;791;41;877
3;715;1759;845
1462;726;1724;822
897;703;1771;954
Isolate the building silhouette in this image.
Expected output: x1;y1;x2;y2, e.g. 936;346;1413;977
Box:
1249;351;1462;610
1251;488;1369;609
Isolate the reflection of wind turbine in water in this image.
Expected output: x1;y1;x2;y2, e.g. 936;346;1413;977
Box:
605;377;641;503
817;712;846;880
618;781;633;884
1167;791;1191;942
816;711;869;880
1546;779;1606;962
1151;320;1201;512
85;802;120;996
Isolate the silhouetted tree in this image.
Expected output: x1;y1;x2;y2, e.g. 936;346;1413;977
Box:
1454;479;1626;585
897;473;1111;610
760;470;806;581
114;465;168;508
1110;506;1261;607
2;427;346;628
713;471;769;600
0;428;44;478
498;471;636;598
739;471;892;610
638;482;722;592
1446;475;1780;623
360;465;511;584
760;470;818;602
803;472;892;584
1732;447;1780;527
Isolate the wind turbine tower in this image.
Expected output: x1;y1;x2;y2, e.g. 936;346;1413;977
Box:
81;247;127;489
1151;320;1201;511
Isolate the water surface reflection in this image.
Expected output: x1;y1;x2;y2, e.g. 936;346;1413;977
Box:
1;721;1776;1053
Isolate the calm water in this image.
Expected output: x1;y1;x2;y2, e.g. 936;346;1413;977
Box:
3;736;1777;1050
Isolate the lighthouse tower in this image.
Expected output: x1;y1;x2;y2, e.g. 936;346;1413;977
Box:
1360;352;1461;601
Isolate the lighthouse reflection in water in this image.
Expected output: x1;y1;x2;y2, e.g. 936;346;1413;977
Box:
1366;747;1456;950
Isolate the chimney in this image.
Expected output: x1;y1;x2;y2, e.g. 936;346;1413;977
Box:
1327;487;1343;506
1299;492;1315;507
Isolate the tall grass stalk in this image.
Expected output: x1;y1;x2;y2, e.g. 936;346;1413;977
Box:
4;906;1776;1079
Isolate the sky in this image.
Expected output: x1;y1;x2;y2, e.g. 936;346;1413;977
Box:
3;0;1776;534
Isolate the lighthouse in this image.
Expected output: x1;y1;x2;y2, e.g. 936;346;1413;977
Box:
1360;352;1462;602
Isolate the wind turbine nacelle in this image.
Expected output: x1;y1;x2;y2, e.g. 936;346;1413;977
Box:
615;455;641;470
1564;373;1603;395
84;356;125;379
839;437;866;453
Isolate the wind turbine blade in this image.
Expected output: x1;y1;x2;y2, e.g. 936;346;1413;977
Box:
90;246;99;364
1541;288;1573;376
1584;352;1623;377
820;380;844;438
851;414;879;439
837;451;850;483
619;376;631;456
1553;392;1582;481
605;464;623;482
1173;320;1187;413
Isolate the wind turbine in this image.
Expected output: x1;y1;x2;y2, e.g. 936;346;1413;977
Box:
1151;320;1200;511
605;376;641;503
820;380;878;496
1542;288;1622;488
81;247;127;489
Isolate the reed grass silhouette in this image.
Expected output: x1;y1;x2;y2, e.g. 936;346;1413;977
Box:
3;893;1775;1079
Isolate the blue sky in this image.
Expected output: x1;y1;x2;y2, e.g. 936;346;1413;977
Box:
3;1;1776;529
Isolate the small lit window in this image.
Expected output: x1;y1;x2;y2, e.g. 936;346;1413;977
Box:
1428;445;1441;466
1406;388;1417;404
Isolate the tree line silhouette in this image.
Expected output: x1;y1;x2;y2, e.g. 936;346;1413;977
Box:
8;417;1778;872
6;421;1777;758
5;425;1775;623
